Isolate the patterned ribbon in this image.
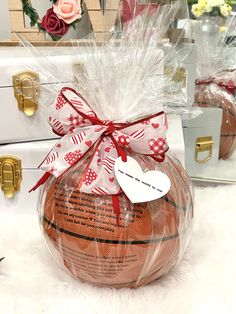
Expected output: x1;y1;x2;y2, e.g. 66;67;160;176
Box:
31;87;169;221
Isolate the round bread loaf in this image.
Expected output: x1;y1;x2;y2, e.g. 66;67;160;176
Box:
40;154;193;288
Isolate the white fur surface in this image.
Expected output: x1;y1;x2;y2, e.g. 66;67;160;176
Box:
195;150;236;180
1;185;236;314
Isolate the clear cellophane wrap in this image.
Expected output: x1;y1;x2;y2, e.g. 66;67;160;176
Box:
27;1;194;288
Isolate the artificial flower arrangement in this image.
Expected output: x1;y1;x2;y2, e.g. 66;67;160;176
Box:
191;0;232;18
21;0;82;40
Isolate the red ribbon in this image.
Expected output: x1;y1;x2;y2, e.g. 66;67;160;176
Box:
196;75;236;96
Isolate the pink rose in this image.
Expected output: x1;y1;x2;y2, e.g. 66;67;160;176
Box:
53;0;82;24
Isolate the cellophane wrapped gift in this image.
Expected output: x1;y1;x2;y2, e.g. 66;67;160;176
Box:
194;18;236;159
32;1;194;288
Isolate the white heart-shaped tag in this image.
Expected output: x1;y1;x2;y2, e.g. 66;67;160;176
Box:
114;156;171;203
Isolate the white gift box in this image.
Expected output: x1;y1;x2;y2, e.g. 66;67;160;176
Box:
0;139;57;215
0;46;81;144
0;115;185;214
182;107;223;178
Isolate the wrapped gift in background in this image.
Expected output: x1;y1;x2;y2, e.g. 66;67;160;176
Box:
194;16;236;160
195;73;236;160
123;0;191;42
25;1;195;288
130;1;198;113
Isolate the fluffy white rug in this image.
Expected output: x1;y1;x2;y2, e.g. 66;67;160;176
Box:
195;150;236;181
1;184;236;314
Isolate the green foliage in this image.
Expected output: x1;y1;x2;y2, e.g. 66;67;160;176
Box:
21;0;39;27
210;6;222;16
49;34;62;41
187;0;198;4
71;20;79;30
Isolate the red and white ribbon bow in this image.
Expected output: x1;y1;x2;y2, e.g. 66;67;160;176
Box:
33;87;168;196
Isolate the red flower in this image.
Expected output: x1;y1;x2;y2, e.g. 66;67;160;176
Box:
41;8;69;37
